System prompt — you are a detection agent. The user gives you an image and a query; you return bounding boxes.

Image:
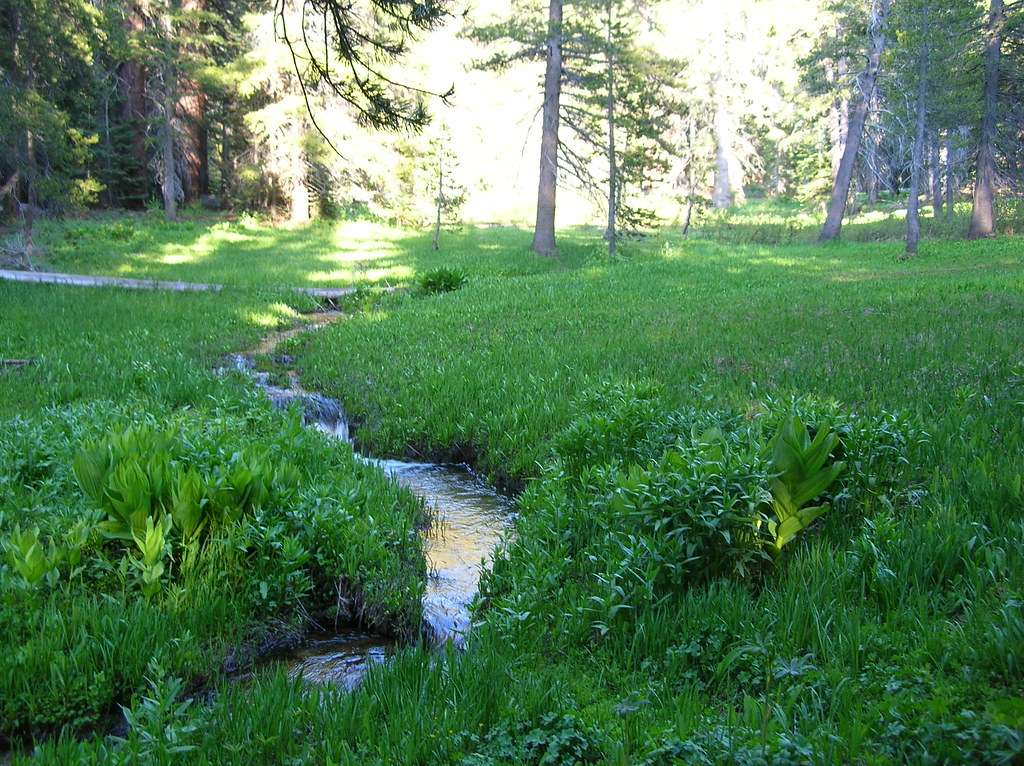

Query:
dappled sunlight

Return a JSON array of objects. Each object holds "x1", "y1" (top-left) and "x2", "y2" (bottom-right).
[
  {"x1": 244, "y1": 302, "x2": 301, "y2": 328},
  {"x1": 160, "y1": 253, "x2": 195, "y2": 265}
]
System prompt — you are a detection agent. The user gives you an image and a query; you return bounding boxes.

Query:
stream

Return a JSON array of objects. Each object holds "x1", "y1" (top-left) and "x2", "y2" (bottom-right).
[{"x1": 232, "y1": 314, "x2": 514, "y2": 690}]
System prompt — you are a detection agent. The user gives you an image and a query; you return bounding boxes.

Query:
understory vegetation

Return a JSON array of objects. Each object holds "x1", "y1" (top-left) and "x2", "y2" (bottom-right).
[{"x1": 3, "y1": 209, "x2": 1023, "y2": 763}]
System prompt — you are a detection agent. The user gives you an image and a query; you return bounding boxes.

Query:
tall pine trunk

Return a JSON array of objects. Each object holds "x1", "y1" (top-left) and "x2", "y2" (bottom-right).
[
  {"x1": 829, "y1": 55, "x2": 850, "y2": 181},
  {"x1": 711, "y1": 79, "x2": 738, "y2": 209},
  {"x1": 906, "y1": 61, "x2": 928, "y2": 256},
  {"x1": 968, "y1": 0, "x2": 1003, "y2": 239},
  {"x1": 179, "y1": 86, "x2": 208, "y2": 201},
  {"x1": 864, "y1": 93, "x2": 880, "y2": 203},
  {"x1": 121, "y1": 1, "x2": 149, "y2": 207},
  {"x1": 432, "y1": 154, "x2": 443, "y2": 251},
  {"x1": 178, "y1": 0, "x2": 208, "y2": 202},
  {"x1": 820, "y1": 0, "x2": 891, "y2": 242},
  {"x1": 532, "y1": 0, "x2": 562, "y2": 256},
  {"x1": 930, "y1": 134, "x2": 943, "y2": 217},
  {"x1": 604, "y1": 1, "x2": 616, "y2": 257},
  {"x1": 945, "y1": 135, "x2": 955, "y2": 215},
  {"x1": 161, "y1": 69, "x2": 178, "y2": 221}
]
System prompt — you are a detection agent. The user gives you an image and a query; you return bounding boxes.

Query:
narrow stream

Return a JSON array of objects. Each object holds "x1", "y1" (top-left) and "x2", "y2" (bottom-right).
[{"x1": 231, "y1": 314, "x2": 514, "y2": 689}]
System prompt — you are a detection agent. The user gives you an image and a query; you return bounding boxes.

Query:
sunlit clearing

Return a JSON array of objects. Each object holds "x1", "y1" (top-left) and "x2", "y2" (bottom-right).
[{"x1": 245, "y1": 303, "x2": 299, "y2": 328}]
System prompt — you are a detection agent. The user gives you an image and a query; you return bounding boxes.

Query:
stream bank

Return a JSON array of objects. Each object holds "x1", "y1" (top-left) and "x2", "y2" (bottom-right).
[{"x1": 235, "y1": 312, "x2": 514, "y2": 687}]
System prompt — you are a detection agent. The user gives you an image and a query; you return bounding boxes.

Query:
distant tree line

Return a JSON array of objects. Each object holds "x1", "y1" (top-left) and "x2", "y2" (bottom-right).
[{"x1": 0, "y1": 0, "x2": 1021, "y2": 264}]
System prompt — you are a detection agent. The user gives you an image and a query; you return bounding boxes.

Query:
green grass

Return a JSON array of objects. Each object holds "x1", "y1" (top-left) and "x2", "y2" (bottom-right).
[
  {"x1": 31, "y1": 213, "x2": 600, "y2": 288},
  {"x1": 0, "y1": 281, "x2": 426, "y2": 752},
  {"x1": 4, "y1": 205, "x2": 1024, "y2": 763}
]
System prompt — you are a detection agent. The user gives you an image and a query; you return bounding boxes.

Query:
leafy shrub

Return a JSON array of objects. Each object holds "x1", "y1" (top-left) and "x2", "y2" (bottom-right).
[
  {"x1": 460, "y1": 714, "x2": 603, "y2": 765},
  {"x1": 69, "y1": 424, "x2": 301, "y2": 597},
  {"x1": 482, "y1": 385, "x2": 920, "y2": 645},
  {"x1": 418, "y1": 267, "x2": 468, "y2": 295}
]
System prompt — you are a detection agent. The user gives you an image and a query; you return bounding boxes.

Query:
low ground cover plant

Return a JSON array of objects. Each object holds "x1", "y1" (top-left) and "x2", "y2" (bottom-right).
[{"x1": 0, "y1": 401, "x2": 425, "y2": 745}]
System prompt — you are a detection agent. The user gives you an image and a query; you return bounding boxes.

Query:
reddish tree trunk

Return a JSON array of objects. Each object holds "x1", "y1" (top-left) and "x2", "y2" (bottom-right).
[
  {"x1": 177, "y1": 0, "x2": 208, "y2": 202},
  {"x1": 178, "y1": 84, "x2": 208, "y2": 201},
  {"x1": 120, "y1": 1, "x2": 149, "y2": 206}
]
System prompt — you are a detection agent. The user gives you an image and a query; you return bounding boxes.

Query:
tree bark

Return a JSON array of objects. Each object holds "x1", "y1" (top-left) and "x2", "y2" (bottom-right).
[
  {"x1": 864, "y1": 93, "x2": 880, "y2": 203},
  {"x1": 161, "y1": 67, "x2": 178, "y2": 221},
  {"x1": 968, "y1": 0, "x2": 1003, "y2": 239},
  {"x1": 604, "y1": 1, "x2": 616, "y2": 257},
  {"x1": 433, "y1": 154, "x2": 442, "y2": 251},
  {"x1": 945, "y1": 134, "x2": 955, "y2": 215},
  {"x1": 178, "y1": 86, "x2": 209, "y2": 201},
  {"x1": 820, "y1": 0, "x2": 892, "y2": 242},
  {"x1": 906, "y1": 60, "x2": 928, "y2": 256},
  {"x1": 531, "y1": 0, "x2": 562, "y2": 256},
  {"x1": 177, "y1": 0, "x2": 208, "y2": 202},
  {"x1": 711, "y1": 77, "x2": 739, "y2": 209},
  {"x1": 830, "y1": 56, "x2": 850, "y2": 181},
  {"x1": 120, "y1": 1, "x2": 149, "y2": 207},
  {"x1": 930, "y1": 133, "x2": 943, "y2": 218}
]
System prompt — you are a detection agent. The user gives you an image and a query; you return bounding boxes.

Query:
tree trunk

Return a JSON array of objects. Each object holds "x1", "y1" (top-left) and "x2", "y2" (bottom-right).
[
  {"x1": 178, "y1": 0, "x2": 208, "y2": 202},
  {"x1": 865, "y1": 93, "x2": 880, "y2": 203},
  {"x1": 945, "y1": 134, "x2": 955, "y2": 215},
  {"x1": 930, "y1": 134, "x2": 943, "y2": 217},
  {"x1": 531, "y1": 0, "x2": 562, "y2": 256},
  {"x1": 161, "y1": 68, "x2": 178, "y2": 221},
  {"x1": 121, "y1": 2, "x2": 149, "y2": 207},
  {"x1": 179, "y1": 86, "x2": 208, "y2": 201},
  {"x1": 968, "y1": 0, "x2": 1003, "y2": 239},
  {"x1": 604, "y1": 3, "x2": 616, "y2": 257},
  {"x1": 906, "y1": 62, "x2": 928, "y2": 256},
  {"x1": 820, "y1": 0, "x2": 892, "y2": 242},
  {"x1": 711, "y1": 77, "x2": 738, "y2": 209},
  {"x1": 432, "y1": 155, "x2": 442, "y2": 251},
  {"x1": 220, "y1": 122, "x2": 232, "y2": 197},
  {"x1": 830, "y1": 56, "x2": 850, "y2": 181}
]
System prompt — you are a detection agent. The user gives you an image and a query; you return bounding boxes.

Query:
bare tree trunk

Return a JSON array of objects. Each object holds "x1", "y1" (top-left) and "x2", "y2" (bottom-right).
[
  {"x1": 680, "y1": 119, "x2": 696, "y2": 238},
  {"x1": 945, "y1": 134, "x2": 955, "y2": 215},
  {"x1": 532, "y1": 0, "x2": 562, "y2": 256},
  {"x1": 930, "y1": 133, "x2": 943, "y2": 217},
  {"x1": 820, "y1": 0, "x2": 892, "y2": 242},
  {"x1": 432, "y1": 154, "x2": 442, "y2": 251},
  {"x1": 121, "y1": 1, "x2": 149, "y2": 207},
  {"x1": 968, "y1": 0, "x2": 1003, "y2": 239},
  {"x1": 604, "y1": 3, "x2": 616, "y2": 257},
  {"x1": 906, "y1": 63, "x2": 928, "y2": 256},
  {"x1": 178, "y1": 0, "x2": 208, "y2": 202},
  {"x1": 829, "y1": 55, "x2": 850, "y2": 181},
  {"x1": 864, "y1": 93, "x2": 880, "y2": 203},
  {"x1": 179, "y1": 86, "x2": 208, "y2": 201},
  {"x1": 161, "y1": 67, "x2": 178, "y2": 221},
  {"x1": 220, "y1": 122, "x2": 232, "y2": 197},
  {"x1": 711, "y1": 77, "x2": 737, "y2": 209}
]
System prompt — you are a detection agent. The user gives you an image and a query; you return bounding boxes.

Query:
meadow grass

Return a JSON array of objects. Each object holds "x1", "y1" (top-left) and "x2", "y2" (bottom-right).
[
  {"x1": 30, "y1": 212, "x2": 598, "y2": 288},
  {"x1": 4, "y1": 206, "x2": 1024, "y2": 763}
]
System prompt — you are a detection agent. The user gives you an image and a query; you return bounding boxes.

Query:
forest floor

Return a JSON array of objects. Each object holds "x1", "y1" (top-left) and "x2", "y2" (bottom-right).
[{"x1": 2, "y1": 202, "x2": 1024, "y2": 763}]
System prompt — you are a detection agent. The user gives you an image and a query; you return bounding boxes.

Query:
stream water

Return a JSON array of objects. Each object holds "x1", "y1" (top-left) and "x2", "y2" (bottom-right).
[{"x1": 232, "y1": 315, "x2": 514, "y2": 689}]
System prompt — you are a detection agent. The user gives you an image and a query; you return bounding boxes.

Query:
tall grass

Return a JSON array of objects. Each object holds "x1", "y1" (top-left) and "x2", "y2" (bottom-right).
[{"x1": 4, "y1": 213, "x2": 1024, "y2": 762}]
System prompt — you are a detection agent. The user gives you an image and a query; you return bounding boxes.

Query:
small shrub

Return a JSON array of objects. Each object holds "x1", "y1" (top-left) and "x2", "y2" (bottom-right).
[{"x1": 418, "y1": 267, "x2": 468, "y2": 295}]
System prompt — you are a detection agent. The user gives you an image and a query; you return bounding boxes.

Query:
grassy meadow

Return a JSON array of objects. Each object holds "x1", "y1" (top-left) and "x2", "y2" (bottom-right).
[{"x1": 2, "y1": 202, "x2": 1023, "y2": 763}]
